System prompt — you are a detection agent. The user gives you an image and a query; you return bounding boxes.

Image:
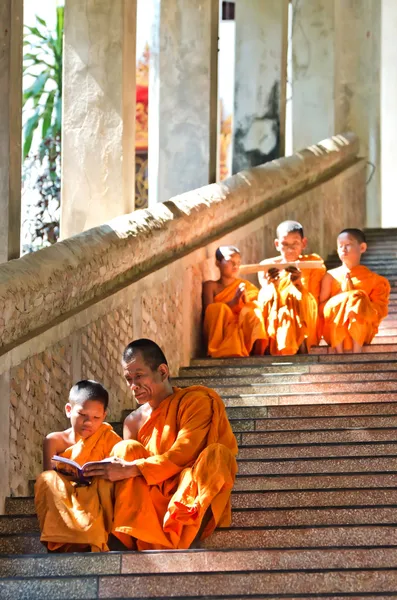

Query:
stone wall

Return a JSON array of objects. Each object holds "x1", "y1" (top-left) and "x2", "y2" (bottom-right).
[{"x1": 0, "y1": 134, "x2": 366, "y2": 506}]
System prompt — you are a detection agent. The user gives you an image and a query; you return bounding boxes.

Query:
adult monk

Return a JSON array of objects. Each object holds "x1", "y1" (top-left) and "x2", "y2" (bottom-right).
[
  {"x1": 84, "y1": 339, "x2": 238, "y2": 551},
  {"x1": 258, "y1": 220, "x2": 326, "y2": 355},
  {"x1": 202, "y1": 245, "x2": 267, "y2": 357},
  {"x1": 320, "y1": 228, "x2": 390, "y2": 353}
]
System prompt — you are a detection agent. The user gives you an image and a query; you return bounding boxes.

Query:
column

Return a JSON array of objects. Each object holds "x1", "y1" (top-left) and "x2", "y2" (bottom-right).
[
  {"x1": 148, "y1": 0, "x2": 219, "y2": 205},
  {"x1": 233, "y1": 0, "x2": 288, "y2": 173},
  {"x1": 335, "y1": 0, "x2": 381, "y2": 227},
  {"x1": 381, "y1": 0, "x2": 397, "y2": 227},
  {"x1": 291, "y1": 0, "x2": 335, "y2": 151},
  {"x1": 0, "y1": 0, "x2": 23, "y2": 262},
  {"x1": 61, "y1": 0, "x2": 137, "y2": 239}
]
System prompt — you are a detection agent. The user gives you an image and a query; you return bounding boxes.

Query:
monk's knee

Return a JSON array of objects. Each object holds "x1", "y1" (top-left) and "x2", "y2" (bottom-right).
[
  {"x1": 199, "y1": 443, "x2": 234, "y2": 465},
  {"x1": 111, "y1": 439, "x2": 150, "y2": 461}
]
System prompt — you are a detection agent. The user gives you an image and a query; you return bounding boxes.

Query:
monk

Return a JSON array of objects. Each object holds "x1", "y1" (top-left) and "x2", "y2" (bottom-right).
[
  {"x1": 258, "y1": 220, "x2": 326, "y2": 355},
  {"x1": 202, "y1": 245, "x2": 267, "y2": 357},
  {"x1": 34, "y1": 380, "x2": 121, "y2": 552},
  {"x1": 320, "y1": 228, "x2": 390, "y2": 353},
  {"x1": 84, "y1": 339, "x2": 238, "y2": 551}
]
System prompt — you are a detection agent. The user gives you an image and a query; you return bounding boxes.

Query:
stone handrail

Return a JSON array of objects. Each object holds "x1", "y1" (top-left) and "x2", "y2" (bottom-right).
[{"x1": 0, "y1": 133, "x2": 359, "y2": 352}]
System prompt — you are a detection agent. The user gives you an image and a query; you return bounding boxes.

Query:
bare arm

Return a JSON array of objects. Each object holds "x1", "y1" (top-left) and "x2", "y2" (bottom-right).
[
  {"x1": 123, "y1": 411, "x2": 141, "y2": 441},
  {"x1": 42, "y1": 434, "x2": 62, "y2": 471},
  {"x1": 319, "y1": 272, "x2": 333, "y2": 314},
  {"x1": 202, "y1": 281, "x2": 216, "y2": 313}
]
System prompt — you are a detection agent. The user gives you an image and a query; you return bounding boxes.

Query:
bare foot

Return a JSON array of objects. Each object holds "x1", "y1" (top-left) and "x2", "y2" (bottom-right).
[
  {"x1": 352, "y1": 340, "x2": 363, "y2": 353},
  {"x1": 297, "y1": 340, "x2": 308, "y2": 354},
  {"x1": 251, "y1": 339, "x2": 267, "y2": 355}
]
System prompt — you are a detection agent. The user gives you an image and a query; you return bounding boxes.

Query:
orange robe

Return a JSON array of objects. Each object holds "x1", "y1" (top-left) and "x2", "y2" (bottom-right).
[
  {"x1": 322, "y1": 265, "x2": 390, "y2": 350},
  {"x1": 258, "y1": 254, "x2": 326, "y2": 355},
  {"x1": 204, "y1": 278, "x2": 267, "y2": 357},
  {"x1": 35, "y1": 423, "x2": 121, "y2": 552},
  {"x1": 112, "y1": 386, "x2": 238, "y2": 550}
]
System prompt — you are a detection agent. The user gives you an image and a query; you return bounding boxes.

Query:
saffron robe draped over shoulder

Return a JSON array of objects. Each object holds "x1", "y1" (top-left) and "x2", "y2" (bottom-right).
[
  {"x1": 322, "y1": 265, "x2": 390, "y2": 350},
  {"x1": 35, "y1": 423, "x2": 121, "y2": 552},
  {"x1": 204, "y1": 278, "x2": 267, "y2": 357},
  {"x1": 112, "y1": 386, "x2": 238, "y2": 551},
  {"x1": 258, "y1": 254, "x2": 326, "y2": 355}
]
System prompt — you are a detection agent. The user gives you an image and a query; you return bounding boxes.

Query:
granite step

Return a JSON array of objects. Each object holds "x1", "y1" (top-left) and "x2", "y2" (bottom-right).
[
  {"x1": 233, "y1": 472, "x2": 397, "y2": 492},
  {"x1": 3, "y1": 569, "x2": 397, "y2": 600},
  {"x1": 8, "y1": 487, "x2": 397, "y2": 517},
  {"x1": 231, "y1": 506, "x2": 397, "y2": 527},
  {"x1": 240, "y1": 426, "x2": 397, "y2": 446},
  {"x1": 311, "y1": 343, "x2": 397, "y2": 354},
  {"x1": 204, "y1": 524, "x2": 397, "y2": 550},
  {"x1": 179, "y1": 360, "x2": 397, "y2": 378},
  {"x1": 10, "y1": 522, "x2": 397, "y2": 556},
  {"x1": 1, "y1": 546, "x2": 397, "y2": 579},
  {"x1": 266, "y1": 400, "x2": 397, "y2": 418},
  {"x1": 222, "y1": 390, "x2": 397, "y2": 408},
  {"x1": 173, "y1": 377, "x2": 397, "y2": 395},
  {"x1": 251, "y1": 413, "x2": 397, "y2": 431},
  {"x1": 233, "y1": 487, "x2": 397, "y2": 509},
  {"x1": 5, "y1": 505, "x2": 397, "y2": 536},
  {"x1": 238, "y1": 441, "x2": 397, "y2": 460},
  {"x1": 237, "y1": 455, "x2": 397, "y2": 476},
  {"x1": 190, "y1": 351, "x2": 397, "y2": 367}
]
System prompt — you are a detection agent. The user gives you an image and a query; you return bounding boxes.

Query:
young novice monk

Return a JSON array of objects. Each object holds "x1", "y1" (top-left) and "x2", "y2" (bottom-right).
[
  {"x1": 319, "y1": 228, "x2": 390, "y2": 353},
  {"x1": 202, "y1": 245, "x2": 267, "y2": 357},
  {"x1": 258, "y1": 220, "x2": 326, "y2": 355},
  {"x1": 34, "y1": 380, "x2": 121, "y2": 552}
]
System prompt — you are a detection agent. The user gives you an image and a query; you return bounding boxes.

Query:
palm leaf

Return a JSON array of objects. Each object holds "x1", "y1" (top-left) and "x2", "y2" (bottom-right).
[
  {"x1": 25, "y1": 25, "x2": 47, "y2": 41},
  {"x1": 35, "y1": 15, "x2": 48, "y2": 29},
  {"x1": 41, "y1": 90, "x2": 56, "y2": 138},
  {"x1": 23, "y1": 109, "x2": 42, "y2": 159}
]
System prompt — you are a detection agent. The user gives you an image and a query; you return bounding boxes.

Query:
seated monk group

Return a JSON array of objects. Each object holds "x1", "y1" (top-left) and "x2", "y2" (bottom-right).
[
  {"x1": 35, "y1": 339, "x2": 238, "y2": 552},
  {"x1": 203, "y1": 222, "x2": 390, "y2": 357}
]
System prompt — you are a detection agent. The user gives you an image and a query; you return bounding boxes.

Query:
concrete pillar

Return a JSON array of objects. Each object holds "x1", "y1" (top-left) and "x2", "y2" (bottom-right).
[
  {"x1": 291, "y1": 0, "x2": 335, "y2": 151},
  {"x1": 0, "y1": 0, "x2": 22, "y2": 262},
  {"x1": 233, "y1": 0, "x2": 288, "y2": 173},
  {"x1": 148, "y1": 0, "x2": 219, "y2": 205},
  {"x1": 61, "y1": 0, "x2": 137, "y2": 239},
  {"x1": 335, "y1": 0, "x2": 381, "y2": 227},
  {"x1": 381, "y1": 0, "x2": 397, "y2": 226}
]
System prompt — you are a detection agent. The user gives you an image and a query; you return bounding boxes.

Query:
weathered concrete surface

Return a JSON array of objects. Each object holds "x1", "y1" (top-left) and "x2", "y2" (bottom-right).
[
  {"x1": 148, "y1": 0, "x2": 218, "y2": 205},
  {"x1": 0, "y1": 133, "x2": 361, "y2": 353},
  {"x1": 60, "y1": 0, "x2": 137, "y2": 238},
  {"x1": 292, "y1": 0, "x2": 334, "y2": 151},
  {"x1": 381, "y1": 0, "x2": 397, "y2": 227},
  {"x1": 233, "y1": 0, "x2": 288, "y2": 173},
  {"x1": 335, "y1": 0, "x2": 381, "y2": 227},
  {"x1": 0, "y1": 0, "x2": 22, "y2": 263}
]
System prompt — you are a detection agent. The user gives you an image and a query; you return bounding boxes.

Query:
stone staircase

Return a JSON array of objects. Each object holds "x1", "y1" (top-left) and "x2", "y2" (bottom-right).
[{"x1": 2, "y1": 228, "x2": 397, "y2": 599}]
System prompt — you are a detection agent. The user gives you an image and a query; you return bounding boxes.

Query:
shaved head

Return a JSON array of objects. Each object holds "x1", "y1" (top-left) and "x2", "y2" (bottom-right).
[
  {"x1": 215, "y1": 246, "x2": 240, "y2": 262},
  {"x1": 276, "y1": 221, "x2": 304, "y2": 239},
  {"x1": 122, "y1": 339, "x2": 168, "y2": 372},
  {"x1": 338, "y1": 228, "x2": 366, "y2": 244}
]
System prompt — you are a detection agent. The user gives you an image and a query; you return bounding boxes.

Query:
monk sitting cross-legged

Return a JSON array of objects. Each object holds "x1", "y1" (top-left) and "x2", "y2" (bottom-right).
[
  {"x1": 319, "y1": 228, "x2": 390, "y2": 353},
  {"x1": 34, "y1": 380, "x2": 122, "y2": 552},
  {"x1": 84, "y1": 339, "x2": 238, "y2": 551},
  {"x1": 202, "y1": 245, "x2": 267, "y2": 357},
  {"x1": 258, "y1": 220, "x2": 326, "y2": 355}
]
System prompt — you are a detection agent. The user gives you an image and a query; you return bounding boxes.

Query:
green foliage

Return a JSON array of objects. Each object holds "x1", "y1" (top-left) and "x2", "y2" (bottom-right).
[
  {"x1": 22, "y1": 5, "x2": 64, "y2": 251},
  {"x1": 23, "y1": 6, "x2": 63, "y2": 160}
]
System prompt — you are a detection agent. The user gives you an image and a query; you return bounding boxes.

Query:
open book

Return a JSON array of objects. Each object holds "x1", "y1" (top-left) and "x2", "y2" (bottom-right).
[{"x1": 52, "y1": 455, "x2": 112, "y2": 485}]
